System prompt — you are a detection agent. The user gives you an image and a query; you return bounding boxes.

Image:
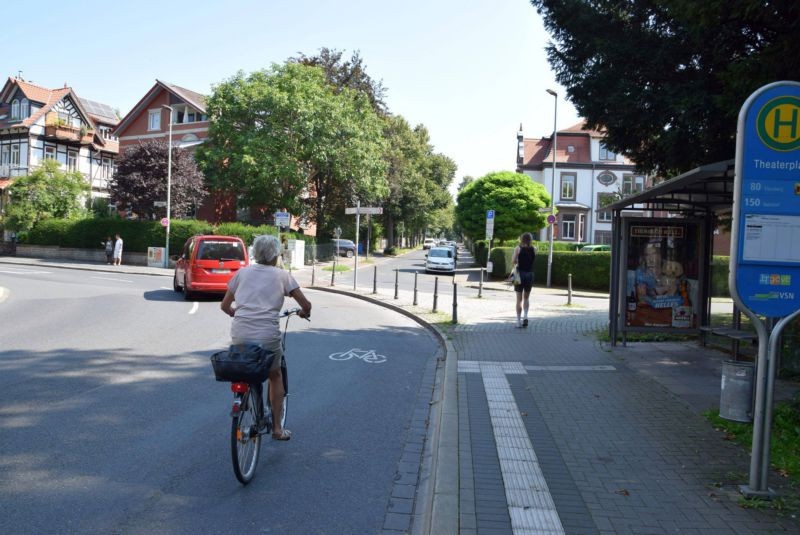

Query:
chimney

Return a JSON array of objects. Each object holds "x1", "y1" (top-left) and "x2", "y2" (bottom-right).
[{"x1": 517, "y1": 123, "x2": 524, "y2": 164}]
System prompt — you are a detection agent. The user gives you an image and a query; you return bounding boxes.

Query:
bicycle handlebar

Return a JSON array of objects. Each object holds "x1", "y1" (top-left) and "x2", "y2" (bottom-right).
[{"x1": 281, "y1": 307, "x2": 310, "y2": 321}]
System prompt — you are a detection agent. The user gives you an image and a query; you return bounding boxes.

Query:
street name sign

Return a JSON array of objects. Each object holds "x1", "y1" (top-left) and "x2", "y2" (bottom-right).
[
  {"x1": 275, "y1": 211, "x2": 291, "y2": 227},
  {"x1": 345, "y1": 206, "x2": 383, "y2": 215},
  {"x1": 731, "y1": 81, "x2": 800, "y2": 317}
]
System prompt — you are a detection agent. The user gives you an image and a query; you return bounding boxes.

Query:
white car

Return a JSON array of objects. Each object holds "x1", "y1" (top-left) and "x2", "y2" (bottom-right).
[
  {"x1": 423, "y1": 238, "x2": 437, "y2": 250},
  {"x1": 425, "y1": 246, "x2": 456, "y2": 274}
]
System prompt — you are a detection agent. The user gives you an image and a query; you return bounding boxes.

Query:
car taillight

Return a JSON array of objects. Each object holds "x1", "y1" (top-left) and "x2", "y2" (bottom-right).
[{"x1": 230, "y1": 382, "x2": 249, "y2": 393}]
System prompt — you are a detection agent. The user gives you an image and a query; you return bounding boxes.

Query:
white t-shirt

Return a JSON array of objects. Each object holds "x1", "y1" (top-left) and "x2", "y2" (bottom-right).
[{"x1": 228, "y1": 264, "x2": 300, "y2": 342}]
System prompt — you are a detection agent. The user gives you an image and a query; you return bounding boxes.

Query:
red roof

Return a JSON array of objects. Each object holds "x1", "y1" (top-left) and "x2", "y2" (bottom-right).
[
  {"x1": 519, "y1": 120, "x2": 634, "y2": 168},
  {"x1": 0, "y1": 77, "x2": 75, "y2": 130}
]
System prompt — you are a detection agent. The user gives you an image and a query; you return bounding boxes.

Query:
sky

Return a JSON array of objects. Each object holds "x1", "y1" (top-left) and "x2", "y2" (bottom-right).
[{"x1": 7, "y1": 0, "x2": 580, "y2": 195}]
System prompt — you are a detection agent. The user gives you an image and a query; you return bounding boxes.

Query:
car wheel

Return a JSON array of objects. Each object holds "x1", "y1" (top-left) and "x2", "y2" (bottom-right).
[
  {"x1": 173, "y1": 274, "x2": 182, "y2": 292},
  {"x1": 346, "y1": 250, "x2": 354, "y2": 258},
  {"x1": 183, "y1": 280, "x2": 194, "y2": 301}
]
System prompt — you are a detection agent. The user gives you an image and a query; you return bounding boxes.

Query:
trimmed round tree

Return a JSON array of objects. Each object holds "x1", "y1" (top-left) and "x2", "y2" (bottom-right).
[{"x1": 455, "y1": 171, "x2": 550, "y2": 243}]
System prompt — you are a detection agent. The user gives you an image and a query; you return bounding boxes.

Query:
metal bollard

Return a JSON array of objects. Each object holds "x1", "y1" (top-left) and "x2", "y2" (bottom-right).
[
  {"x1": 394, "y1": 268, "x2": 399, "y2": 299},
  {"x1": 311, "y1": 261, "x2": 315, "y2": 286},
  {"x1": 568, "y1": 273, "x2": 573, "y2": 305},
  {"x1": 331, "y1": 257, "x2": 336, "y2": 286},
  {"x1": 452, "y1": 280, "x2": 458, "y2": 324},
  {"x1": 373, "y1": 265, "x2": 378, "y2": 294},
  {"x1": 413, "y1": 272, "x2": 418, "y2": 305},
  {"x1": 433, "y1": 277, "x2": 439, "y2": 312},
  {"x1": 478, "y1": 268, "x2": 483, "y2": 298}
]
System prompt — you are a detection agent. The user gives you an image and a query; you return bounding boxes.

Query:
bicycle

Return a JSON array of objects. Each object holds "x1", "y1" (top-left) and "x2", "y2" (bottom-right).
[
  {"x1": 228, "y1": 307, "x2": 306, "y2": 485},
  {"x1": 328, "y1": 348, "x2": 387, "y2": 364}
]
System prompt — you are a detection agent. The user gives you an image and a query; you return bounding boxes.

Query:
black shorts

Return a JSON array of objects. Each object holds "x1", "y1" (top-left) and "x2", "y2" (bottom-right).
[{"x1": 515, "y1": 271, "x2": 534, "y2": 293}]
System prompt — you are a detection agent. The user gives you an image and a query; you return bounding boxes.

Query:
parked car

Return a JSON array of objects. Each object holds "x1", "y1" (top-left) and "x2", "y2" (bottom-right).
[
  {"x1": 580, "y1": 244, "x2": 611, "y2": 252},
  {"x1": 425, "y1": 246, "x2": 456, "y2": 274},
  {"x1": 423, "y1": 238, "x2": 437, "y2": 250},
  {"x1": 332, "y1": 239, "x2": 356, "y2": 258},
  {"x1": 173, "y1": 235, "x2": 248, "y2": 300},
  {"x1": 444, "y1": 240, "x2": 458, "y2": 259}
]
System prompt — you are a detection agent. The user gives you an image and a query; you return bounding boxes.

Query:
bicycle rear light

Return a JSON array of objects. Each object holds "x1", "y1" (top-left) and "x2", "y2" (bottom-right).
[{"x1": 230, "y1": 383, "x2": 249, "y2": 394}]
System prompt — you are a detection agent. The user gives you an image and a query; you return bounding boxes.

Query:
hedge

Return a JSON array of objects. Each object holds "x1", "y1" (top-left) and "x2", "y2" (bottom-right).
[{"x1": 489, "y1": 247, "x2": 515, "y2": 278}]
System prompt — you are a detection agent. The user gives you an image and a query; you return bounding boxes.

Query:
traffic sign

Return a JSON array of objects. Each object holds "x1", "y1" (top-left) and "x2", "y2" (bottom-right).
[
  {"x1": 346, "y1": 206, "x2": 383, "y2": 215},
  {"x1": 486, "y1": 209, "x2": 495, "y2": 219},
  {"x1": 160, "y1": 217, "x2": 169, "y2": 227},
  {"x1": 732, "y1": 81, "x2": 800, "y2": 317},
  {"x1": 547, "y1": 214, "x2": 556, "y2": 225},
  {"x1": 275, "y1": 211, "x2": 291, "y2": 227}
]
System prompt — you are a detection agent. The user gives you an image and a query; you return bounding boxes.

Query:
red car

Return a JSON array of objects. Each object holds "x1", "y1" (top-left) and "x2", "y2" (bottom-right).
[{"x1": 173, "y1": 235, "x2": 248, "y2": 299}]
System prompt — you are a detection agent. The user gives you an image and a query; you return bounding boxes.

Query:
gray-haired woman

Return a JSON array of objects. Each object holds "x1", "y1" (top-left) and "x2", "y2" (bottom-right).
[{"x1": 220, "y1": 235, "x2": 312, "y2": 440}]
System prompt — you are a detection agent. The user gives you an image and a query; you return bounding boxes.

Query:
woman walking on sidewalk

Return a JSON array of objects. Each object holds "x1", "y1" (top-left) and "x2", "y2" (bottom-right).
[{"x1": 512, "y1": 232, "x2": 535, "y2": 327}]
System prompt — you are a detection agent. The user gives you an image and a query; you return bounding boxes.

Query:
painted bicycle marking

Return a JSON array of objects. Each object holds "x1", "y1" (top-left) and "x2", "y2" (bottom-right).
[{"x1": 328, "y1": 348, "x2": 387, "y2": 364}]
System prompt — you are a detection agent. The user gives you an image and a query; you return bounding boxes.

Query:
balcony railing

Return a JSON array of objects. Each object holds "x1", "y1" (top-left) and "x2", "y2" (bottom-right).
[{"x1": 44, "y1": 124, "x2": 95, "y2": 144}]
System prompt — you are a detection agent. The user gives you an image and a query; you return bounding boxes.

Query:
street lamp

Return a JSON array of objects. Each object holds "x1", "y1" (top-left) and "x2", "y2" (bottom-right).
[
  {"x1": 545, "y1": 89, "x2": 557, "y2": 288},
  {"x1": 162, "y1": 104, "x2": 173, "y2": 268}
]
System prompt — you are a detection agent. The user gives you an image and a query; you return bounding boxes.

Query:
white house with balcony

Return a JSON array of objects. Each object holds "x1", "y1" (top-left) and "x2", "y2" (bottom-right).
[
  {"x1": 0, "y1": 77, "x2": 119, "y2": 231},
  {"x1": 516, "y1": 121, "x2": 649, "y2": 245}
]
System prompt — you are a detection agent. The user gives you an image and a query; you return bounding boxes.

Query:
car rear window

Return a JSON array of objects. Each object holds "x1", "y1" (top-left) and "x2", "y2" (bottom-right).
[
  {"x1": 429, "y1": 249, "x2": 452, "y2": 258},
  {"x1": 197, "y1": 240, "x2": 245, "y2": 261}
]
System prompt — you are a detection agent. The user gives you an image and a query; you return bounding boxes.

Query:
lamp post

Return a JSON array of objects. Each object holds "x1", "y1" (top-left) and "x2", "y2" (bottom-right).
[
  {"x1": 545, "y1": 89, "x2": 557, "y2": 288},
  {"x1": 162, "y1": 104, "x2": 173, "y2": 268}
]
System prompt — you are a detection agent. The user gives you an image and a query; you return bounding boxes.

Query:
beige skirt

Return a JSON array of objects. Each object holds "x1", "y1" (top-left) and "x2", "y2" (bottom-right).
[{"x1": 230, "y1": 337, "x2": 283, "y2": 372}]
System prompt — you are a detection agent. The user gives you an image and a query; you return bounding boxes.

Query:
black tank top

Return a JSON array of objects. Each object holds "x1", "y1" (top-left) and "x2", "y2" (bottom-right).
[{"x1": 518, "y1": 246, "x2": 535, "y2": 272}]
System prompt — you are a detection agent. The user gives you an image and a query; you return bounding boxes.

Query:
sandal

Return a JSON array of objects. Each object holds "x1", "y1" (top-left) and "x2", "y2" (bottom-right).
[{"x1": 272, "y1": 429, "x2": 292, "y2": 441}]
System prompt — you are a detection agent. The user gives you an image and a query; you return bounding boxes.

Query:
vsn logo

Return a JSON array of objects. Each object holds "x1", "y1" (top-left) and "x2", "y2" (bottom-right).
[{"x1": 757, "y1": 95, "x2": 800, "y2": 152}]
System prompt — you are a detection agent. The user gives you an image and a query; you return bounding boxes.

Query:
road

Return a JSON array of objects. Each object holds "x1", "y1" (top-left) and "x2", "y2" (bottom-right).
[{"x1": 0, "y1": 264, "x2": 441, "y2": 534}]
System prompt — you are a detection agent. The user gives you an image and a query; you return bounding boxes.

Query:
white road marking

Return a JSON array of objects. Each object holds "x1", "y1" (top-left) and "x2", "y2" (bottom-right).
[
  {"x1": 0, "y1": 269, "x2": 51, "y2": 274},
  {"x1": 525, "y1": 365, "x2": 616, "y2": 372},
  {"x1": 481, "y1": 362, "x2": 565, "y2": 534},
  {"x1": 91, "y1": 276, "x2": 133, "y2": 283},
  {"x1": 0, "y1": 287, "x2": 8, "y2": 303},
  {"x1": 189, "y1": 302, "x2": 199, "y2": 314},
  {"x1": 458, "y1": 361, "x2": 616, "y2": 373}
]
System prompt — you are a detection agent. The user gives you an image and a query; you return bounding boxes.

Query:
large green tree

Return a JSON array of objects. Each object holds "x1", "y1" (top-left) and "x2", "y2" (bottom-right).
[
  {"x1": 196, "y1": 63, "x2": 387, "y2": 235},
  {"x1": 455, "y1": 171, "x2": 549, "y2": 242},
  {"x1": 2, "y1": 159, "x2": 89, "y2": 231},
  {"x1": 531, "y1": 0, "x2": 800, "y2": 175},
  {"x1": 109, "y1": 140, "x2": 206, "y2": 220}
]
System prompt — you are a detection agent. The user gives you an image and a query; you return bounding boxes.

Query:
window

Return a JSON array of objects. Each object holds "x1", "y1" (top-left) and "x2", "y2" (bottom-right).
[
  {"x1": 10, "y1": 144, "x2": 20, "y2": 166},
  {"x1": 44, "y1": 146, "x2": 56, "y2": 160},
  {"x1": 622, "y1": 174, "x2": 645, "y2": 195},
  {"x1": 599, "y1": 143, "x2": 616, "y2": 160},
  {"x1": 594, "y1": 230, "x2": 612, "y2": 245},
  {"x1": 597, "y1": 193, "x2": 614, "y2": 222},
  {"x1": 10, "y1": 99, "x2": 19, "y2": 120},
  {"x1": 20, "y1": 99, "x2": 29, "y2": 118},
  {"x1": 596, "y1": 171, "x2": 616, "y2": 186},
  {"x1": 102, "y1": 157, "x2": 111, "y2": 178},
  {"x1": 148, "y1": 110, "x2": 161, "y2": 131},
  {"x1": 562, "y1": 214, "x2": 576, "y2": 240},
  {"x1": 67, "y1": 150, "x2": 78, "y2": 171},
  {"x1": 567, "y1": 145, "x2": 575, "y2": 153},
  {"x1": 1, "y1": 146, "x2": 9, "y2": 165},
  {"x1": 560, "y1": 173, "x2": 576, "y2": 200}
]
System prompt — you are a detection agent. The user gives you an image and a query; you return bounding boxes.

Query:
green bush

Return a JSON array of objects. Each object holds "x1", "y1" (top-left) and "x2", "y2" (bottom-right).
[
  {"x1": 473, "y1": 240, "x2": 488, "y2": 267},
  {"x1": 384, "y1": 246, "x2": 397, "y2": 256},
  {"x1": 711, "y1": 255, "x2": 730, "y2": 297},
  {"x1": 489, "y1": 247, "x2": 515, "y2": 277},
  {"x1": 533, "y1": 250, "x2": 611, "y2": 290}
]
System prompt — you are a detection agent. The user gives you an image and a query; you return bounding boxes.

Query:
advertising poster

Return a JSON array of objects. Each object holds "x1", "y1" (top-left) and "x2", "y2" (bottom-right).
[{"x1": 624, "y1": 221, "x2": 701, "y2": 329}]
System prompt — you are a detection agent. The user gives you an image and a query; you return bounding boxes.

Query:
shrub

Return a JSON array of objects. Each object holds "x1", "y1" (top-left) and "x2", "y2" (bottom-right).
[
  {"x1": 533, "y1": 251, "x2": 611, "y2": 291},
  {"x1": 711, "y1": 255, "x2": 730, "y2": 297},
  {"x1": 489, "y1": 247, "x2": 515, "y2": 277},
  {"x1": 384, "y1": 246, "x2": 397, "y2": 256},
  {"x1": 473, "y1": 240, "x2": 488, "y2": 267}
]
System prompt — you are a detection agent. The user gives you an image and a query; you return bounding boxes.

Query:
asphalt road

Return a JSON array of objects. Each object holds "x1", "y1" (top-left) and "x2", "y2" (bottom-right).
[{"x1": 0, "y1": 265, "x2": 441, "y2": 534}]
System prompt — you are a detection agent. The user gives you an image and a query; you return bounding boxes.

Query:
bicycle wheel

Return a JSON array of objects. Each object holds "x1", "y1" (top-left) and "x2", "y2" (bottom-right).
[{"x1": 230, "y1": 388, "x2": 262, "y2": 484}]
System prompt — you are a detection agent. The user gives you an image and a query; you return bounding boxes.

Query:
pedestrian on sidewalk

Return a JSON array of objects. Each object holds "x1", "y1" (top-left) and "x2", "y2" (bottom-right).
[
  {"x1": 113, "y1": 233, "x2": 123, "y2": 266},
  {"x1": 101, "y1": 236, "x2": 114, "y2": 264},
  {"x1": 511, "y1": 232, "x2": 535, "y2": 327}
]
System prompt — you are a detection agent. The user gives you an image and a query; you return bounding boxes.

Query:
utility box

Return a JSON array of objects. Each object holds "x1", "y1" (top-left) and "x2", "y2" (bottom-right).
[
  {"x1": 285, "y1": 239, "x2": 305, "y2": 268},
  {"x1": 147, "y1": 247, "x2": 166, "y2": 268},
  {"x1": 720, "y1": 360, "x2": 754, "y2": 422}
]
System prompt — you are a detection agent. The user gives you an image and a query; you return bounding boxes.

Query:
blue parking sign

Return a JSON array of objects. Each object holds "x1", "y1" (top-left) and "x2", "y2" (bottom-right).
[{"x1": 486, "y1": 209, "x2": 494, "y2": 219}]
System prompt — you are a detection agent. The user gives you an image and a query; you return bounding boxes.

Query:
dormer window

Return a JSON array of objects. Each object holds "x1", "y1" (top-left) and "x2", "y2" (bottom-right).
[
  {"x1": 599, "y1": 143, "x2": 616, "y2": 161},
  {"x1": 10, "y1": 99, "x2": 19, "y2": 120},
  {"x1": 567, "y1": 145, "x2": 575, "y2": 153},
  {"x1": 20, "y1": 98, "x2": 29, "y2": 118}
]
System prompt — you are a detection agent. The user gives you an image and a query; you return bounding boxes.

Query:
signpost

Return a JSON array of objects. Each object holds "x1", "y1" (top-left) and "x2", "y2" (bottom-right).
[
  {"x1": 485, "y1": 209, "x2": 494, "y2": 268},
  {"x1": 274, "y1": 211, "x2": 290, "y2": 229},
  {"x1": 345, "y1": 204, "x2": 383, "y2": 290},
  {"x1": 731, "y1": 81, "x2": 800, "y2": 498}
]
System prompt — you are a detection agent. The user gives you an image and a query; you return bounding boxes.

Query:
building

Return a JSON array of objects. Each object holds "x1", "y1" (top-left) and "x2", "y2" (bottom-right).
[
  {"x1": 516, "y1": 121, "x2": 648, "y2": 245},
  {"x1": 0, "y1": 77, "x2": 119, "y2": 231}
]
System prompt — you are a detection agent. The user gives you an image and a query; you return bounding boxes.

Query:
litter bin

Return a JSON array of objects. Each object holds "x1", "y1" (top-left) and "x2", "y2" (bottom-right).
[{"x1": 720, "y1": 360, "x2": 754, "y2": 422}]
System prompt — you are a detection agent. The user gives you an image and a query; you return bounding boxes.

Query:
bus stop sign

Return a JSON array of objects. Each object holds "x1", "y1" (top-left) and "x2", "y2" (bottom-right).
[{"x1": 732, "y1": 81, "x2": 800, "y2": 317}]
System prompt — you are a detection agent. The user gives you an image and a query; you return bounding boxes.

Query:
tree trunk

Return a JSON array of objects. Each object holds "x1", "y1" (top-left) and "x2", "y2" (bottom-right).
[{"x1": 386, "y1": 214, "x2": 394, "y2": 247}]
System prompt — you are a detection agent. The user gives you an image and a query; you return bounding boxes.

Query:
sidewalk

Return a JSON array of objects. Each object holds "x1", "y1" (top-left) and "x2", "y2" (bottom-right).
[{"x1": 3, "y1": 253, "x2": 799, "y2": 533}]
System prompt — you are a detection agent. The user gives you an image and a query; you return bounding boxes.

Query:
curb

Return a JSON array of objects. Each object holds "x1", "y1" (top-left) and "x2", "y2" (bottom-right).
[{"x1": 310, "y1": 286, "x2": 458, "y2": 534}]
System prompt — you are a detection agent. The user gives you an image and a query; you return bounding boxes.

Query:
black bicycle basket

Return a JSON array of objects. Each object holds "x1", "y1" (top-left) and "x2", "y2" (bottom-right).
[{"x1": 210, "y1": 344, "x2": 274, "y2": 383}]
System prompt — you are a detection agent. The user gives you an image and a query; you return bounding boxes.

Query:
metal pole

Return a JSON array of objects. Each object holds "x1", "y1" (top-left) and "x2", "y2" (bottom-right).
[
  {"x1": 413, "y1": 272, "x2": 418, "y2": 305},
  {"x1": 568, "y1": 273, "x2": 573, "y2": 305},
  {"x1": 311, "y1": 260, "x2": 315, "y2": 286},
  {"x1": 162, "y1": 105, "x2": 173, "y2": 268},
  {"x1": 354, "y1": 200, "x2": 360, "y2": 291},
  {"x1": 546, "y1": 89, "x2": 557, "y2": 288},
  {"x1": 433, "y1": 277, "x2": 439, "y2": 313},
  {"x1": 478, "y1": 268, "x2": 483, "y2": 298},
  {"x1": 373, "y1": 265, "x2": 377, "y2": 294},
  {"x1": 394, "y1": 268, "x2": 399, "y2": 299},
  {"x1": 331, "y1": 246, "x2": 336, "y2": 286},
  {"x1": 452, "y1": 281, "x2": 458, "y2": 324}
]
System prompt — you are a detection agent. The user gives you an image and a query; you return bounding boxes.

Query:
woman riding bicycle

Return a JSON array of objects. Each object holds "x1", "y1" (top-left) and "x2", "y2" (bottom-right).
[{"x1": 220, "y1": 234, "x2": 311, "y2": 440}]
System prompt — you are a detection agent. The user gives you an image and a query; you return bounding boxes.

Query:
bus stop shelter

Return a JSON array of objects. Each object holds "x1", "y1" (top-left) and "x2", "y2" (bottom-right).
[{"x1": 604, "y1": 160, "x2": 736, "y2": 345}]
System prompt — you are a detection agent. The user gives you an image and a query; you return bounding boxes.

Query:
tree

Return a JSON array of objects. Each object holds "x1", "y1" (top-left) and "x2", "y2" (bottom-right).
[
  {"x1": 457, "y1": 175, "x2": 475, "y2": 192},
  {"x1": 2, "y1": 159, "x2": 89, "y2": 231},
  {"x1": 455, "y1": 171, "x2": 549, "y2": 242},
  {"x1": 196, "y1": 63, "x2": 387, "y2": 236},
  {"x1": 291, "y1": 48, "x2": 388, "y2": 116},
  {"x1": 109, "y1": 140, "x2": 205, "y2": 219},
  {"x1": 530, "y1": 0, "x2": 800, "y2": 175}
]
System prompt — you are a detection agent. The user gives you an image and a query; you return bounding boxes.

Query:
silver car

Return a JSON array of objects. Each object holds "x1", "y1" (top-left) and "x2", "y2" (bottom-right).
[{"x1": 425, "y1": 246, "x2": 456, "y2": 274}]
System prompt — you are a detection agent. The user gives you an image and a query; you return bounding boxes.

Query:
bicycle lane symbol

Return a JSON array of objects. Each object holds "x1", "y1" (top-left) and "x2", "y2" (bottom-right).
[{"x1": 328, "y1": 348, "x2": 388, "y2": 364}]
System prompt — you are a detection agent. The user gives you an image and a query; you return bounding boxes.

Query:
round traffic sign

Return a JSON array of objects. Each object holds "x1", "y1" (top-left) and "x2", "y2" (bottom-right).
[
  {"x1": 161, "y1": 217, "x2": 169, "y2": 227},
  {"x1": 547, "y1": 214, "x2": 556, "y2": 224}
]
